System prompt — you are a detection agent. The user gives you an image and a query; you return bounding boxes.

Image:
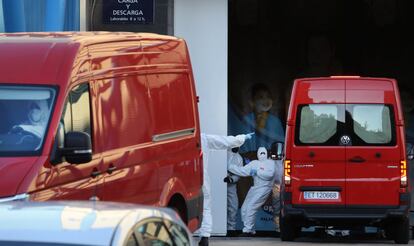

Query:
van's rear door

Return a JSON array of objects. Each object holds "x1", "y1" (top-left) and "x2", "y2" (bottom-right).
[
  {"x1": 345, "y1": 80, "x2": 400, "y2": 206},
  {"x1": 291, "y1": 80, "x2": 346, "y2": 206}
]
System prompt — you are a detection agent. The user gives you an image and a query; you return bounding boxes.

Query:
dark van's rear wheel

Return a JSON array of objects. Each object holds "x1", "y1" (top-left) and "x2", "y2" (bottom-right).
[
  {"x1": 280, "y1": 216, "x2": 298, "y2": 241},
  {"x1": 393, "y1": 217, "x2": 410, "y2": 244}
]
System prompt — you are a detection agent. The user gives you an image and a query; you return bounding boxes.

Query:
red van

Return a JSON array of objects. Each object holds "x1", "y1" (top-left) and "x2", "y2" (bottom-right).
[
  {"x1": 279, "y1": 77, "x2": 410, "y2": 243},
  {"x1": 0, "y1": 32, "x2": 203, "y2": 232}
]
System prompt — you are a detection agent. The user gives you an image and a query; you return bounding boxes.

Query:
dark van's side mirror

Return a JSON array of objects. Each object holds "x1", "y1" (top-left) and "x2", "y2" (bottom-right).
[
  {"x1": 270, "y1": 142, "x2": 284, "y2": 160},
  {"x1": 63, "y1": 132, "x2": 92, "y2": 164}
]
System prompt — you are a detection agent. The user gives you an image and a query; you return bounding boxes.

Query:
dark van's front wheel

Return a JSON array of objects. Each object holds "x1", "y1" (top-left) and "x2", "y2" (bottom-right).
[{"x1": 393, "y1": 217, "x2": 410, "y2": 244}]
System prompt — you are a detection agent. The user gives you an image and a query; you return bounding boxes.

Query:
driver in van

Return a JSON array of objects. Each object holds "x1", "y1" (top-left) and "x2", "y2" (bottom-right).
[{"x1": 11, "y1": 100, "x2": 49, "y2": 139}]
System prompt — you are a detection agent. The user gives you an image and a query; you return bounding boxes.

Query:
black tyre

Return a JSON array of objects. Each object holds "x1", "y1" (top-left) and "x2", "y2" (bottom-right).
[
  {"x1": 168, "y1": 198, "x2": 188, "y2": 224},
  {"x1": 384, "y1": 227, "x2": 394, "y2": 240},
  {"x1": 280, "y1": 216, "x2": 297, "y2": 241},
  {"x1": 394, "y1": 217, "x2": 410, "y2": 244}
]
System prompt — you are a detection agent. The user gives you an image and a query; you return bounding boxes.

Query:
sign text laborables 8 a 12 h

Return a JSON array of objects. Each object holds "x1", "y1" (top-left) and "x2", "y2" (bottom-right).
[{"x1": 103, "y1": 0, "x2": 154, "y2": 24}]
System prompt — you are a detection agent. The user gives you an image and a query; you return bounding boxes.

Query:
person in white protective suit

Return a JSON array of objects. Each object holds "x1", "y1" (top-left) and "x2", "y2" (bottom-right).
[
  {"x1": 228, "y1": 147, "x2": 275, "y2": 235},
  {"x1": 223, "y1": 146, "x2": 244, "y2": 236},
  {"x1": 270, "y1": 142, "x2": 284, "y2": 233},
  {"x1": 197, "y1": 133, "x2": 253, "y2": 246}
]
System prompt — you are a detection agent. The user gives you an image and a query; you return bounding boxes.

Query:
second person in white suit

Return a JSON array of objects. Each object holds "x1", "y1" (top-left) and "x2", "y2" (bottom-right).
[{"x1": 228, "y1": 147, "x2": 276, "y2": 235}]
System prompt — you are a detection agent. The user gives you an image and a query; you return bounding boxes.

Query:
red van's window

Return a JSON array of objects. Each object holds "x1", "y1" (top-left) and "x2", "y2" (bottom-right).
[
  {"x1": 298, "y1": 104, "x2": 342, "y2": 145},
  {"x1": 295, "y1": 104, "x2": 396, "y2": 146},
  {"x1": 0, "y1": 85, "x2": 56, "y2": 156},
  {"x1": 349, "y1": 104, "x2": 395, "y2": 145}
]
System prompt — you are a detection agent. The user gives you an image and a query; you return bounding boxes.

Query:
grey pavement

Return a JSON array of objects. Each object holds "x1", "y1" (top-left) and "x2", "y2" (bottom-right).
[{"x1": 205, "y1": 236, "x2": 414, "y2": 245}]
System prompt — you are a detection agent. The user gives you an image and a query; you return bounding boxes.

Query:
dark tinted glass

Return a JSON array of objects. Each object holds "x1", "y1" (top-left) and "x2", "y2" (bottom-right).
[
  {"x1": 348, "y1": 104, "x2": 396, "y2": 146},
  {"x1": 135, "y1": 220, "x2": 173, "y2": 246},
  {"x1": 70, "y1": 84, "x2": 91, "y2": 136},
  {"x1": 296, "y1": 104, "x2": 345, "y2": 146},
  {"x1": 295, "y1": 104, "x2": 396, "y2": 146},
  {"x1": 0, "y1": 85, "x2": 57, "y2": 156},
  {"x1": 163, "y1": 220, "x2": 190, "y2": 246}
]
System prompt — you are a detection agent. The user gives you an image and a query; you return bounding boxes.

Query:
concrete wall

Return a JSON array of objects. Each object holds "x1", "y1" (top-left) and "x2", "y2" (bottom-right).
[{"x1": 175, "y1": 0, "x2": 228, "y2": 235}]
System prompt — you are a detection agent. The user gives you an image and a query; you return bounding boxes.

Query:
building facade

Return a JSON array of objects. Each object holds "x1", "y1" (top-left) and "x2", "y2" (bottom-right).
[
  {"x1": 2, "y1": 0, "x2": 414, "y2": 235},
  {"x1": 0, "y1": 0, "x2": 230, "y2": 235}
]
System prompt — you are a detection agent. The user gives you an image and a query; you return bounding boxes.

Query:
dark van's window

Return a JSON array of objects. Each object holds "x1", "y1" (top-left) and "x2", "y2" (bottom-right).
[
  {"x1": 349, "y1": 104, "x2": 394, "y2": 145},
  {"x1": 298, "y1": 104, "x2": 341, "y2": 145}
]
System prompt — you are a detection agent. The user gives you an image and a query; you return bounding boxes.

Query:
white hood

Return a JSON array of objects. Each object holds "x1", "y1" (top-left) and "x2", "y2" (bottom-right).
[{"x1": 257, "y1": 147, "x2": 268, "y2": 161}]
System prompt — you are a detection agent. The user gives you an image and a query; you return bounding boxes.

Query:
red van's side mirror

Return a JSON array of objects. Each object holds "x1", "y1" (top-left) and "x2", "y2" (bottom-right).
[
  {"x1": 271, "y1": 142, "x2": 284, "y2": 160},
  {"x1": 62, "y1": 132, "x2": 92, "y2": 164}
]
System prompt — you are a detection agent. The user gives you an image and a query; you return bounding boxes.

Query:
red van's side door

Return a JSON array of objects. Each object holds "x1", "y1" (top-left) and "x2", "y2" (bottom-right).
[
  {"x1": 345, "y1": 142, "x2": 400, "y2": 206},
  {"x1": 95, "y1": 76, "x2": 159, "y2": 205},
  {"x1": 32, "y1": 83, "x2": 102, "y2": 201},
  {"x1": 289, "y1": 80, "x2": 347, "y2": 206},
  {"x1": 345, "y1": 80, "x2": 400, "y2": 206}
]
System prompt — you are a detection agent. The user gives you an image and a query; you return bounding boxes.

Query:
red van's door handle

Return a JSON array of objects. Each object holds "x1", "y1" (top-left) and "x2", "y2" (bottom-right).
[
  {"x1": 107, "y1": 165, "x2": 117, "y2": 174},
  {"x1": 349, "y1": 156, "x2": 366, "y2": 163},
  {"x1": 91, "y1": 168, "x2": 101, "y2": 178}
]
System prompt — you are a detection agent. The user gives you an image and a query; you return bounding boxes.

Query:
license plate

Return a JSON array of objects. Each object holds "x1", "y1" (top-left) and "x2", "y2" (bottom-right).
[{"x1": 303, "y1": 191, "x2": 339, "y2": 200}]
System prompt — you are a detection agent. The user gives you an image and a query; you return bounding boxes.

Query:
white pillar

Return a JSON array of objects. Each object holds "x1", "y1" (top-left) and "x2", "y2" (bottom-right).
[
  {"x1": 174, "y1": 0, "x2": 228, "y2": 235},
  {"x1": 79, "y1": 0, "x2": 87, "y2": 31},
  {"x1": 0, "y1": 1, "x2": 3, "y2": 32}
]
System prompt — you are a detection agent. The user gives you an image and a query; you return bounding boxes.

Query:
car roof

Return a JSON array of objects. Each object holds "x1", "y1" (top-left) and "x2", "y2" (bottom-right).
[
  {"x1": 0, "y1": 32, "x2": 179, "y2": 44},
  {"x1": 0, "y1": 32, "x2": 182, "y2": 86},
  {"x1": 0, "y1": 201, "x2": 178, "y2": 246}
]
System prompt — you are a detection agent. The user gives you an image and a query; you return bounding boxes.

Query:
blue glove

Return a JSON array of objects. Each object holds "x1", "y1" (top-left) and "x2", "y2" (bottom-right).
[
  {"x1": 250, "y1": 168, "x2": 257, "y2": 176},
  {"x1": 245, "y1": 132, "x2": 255, "y2": 140}
]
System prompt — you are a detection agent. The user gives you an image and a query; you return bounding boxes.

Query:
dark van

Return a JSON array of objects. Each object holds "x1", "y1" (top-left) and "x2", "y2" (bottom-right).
[{"x1": 279, "y1": 77, "x2": 410, "y2": 244}]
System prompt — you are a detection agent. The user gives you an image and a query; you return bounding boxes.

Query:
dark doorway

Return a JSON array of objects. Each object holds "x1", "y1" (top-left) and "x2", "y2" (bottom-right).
[{"x1": 228, "y1": 0, "x2": 414, "y2": 232}]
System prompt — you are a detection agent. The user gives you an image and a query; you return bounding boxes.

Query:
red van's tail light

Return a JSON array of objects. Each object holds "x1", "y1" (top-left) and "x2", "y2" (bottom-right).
[
  {"x1": 400, "y1": 160, "x2": 407, "y2": 188},
  {"x1": 284, "y1": 160, "x2": 291, "y2": 186}
]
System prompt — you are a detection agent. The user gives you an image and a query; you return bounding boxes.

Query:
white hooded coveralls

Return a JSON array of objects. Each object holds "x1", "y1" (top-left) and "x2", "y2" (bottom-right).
[
  {"x1": 272, "y1": 159, "x2": 283, "y2": 230},
  {"x1": 197, "y1": 133, "x2": 247, "y2": 237},
  {"x1": 227, "y1": 150, "x2": 243, "y2": 230},
  {"x1": 228, "y1": 147, "x2": 275, "y2": 233}
]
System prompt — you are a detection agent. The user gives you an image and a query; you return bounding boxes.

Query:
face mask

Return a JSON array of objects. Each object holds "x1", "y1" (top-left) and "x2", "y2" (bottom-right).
[
  {"x1": 254, "y1": 99, "x2": 272, "y2": 113},
  {"x1": 257, "y1": 147, "x2": 268, "y2": 161},
  {"x1": 29, "y1": 108, "x2": 42, "y2": 124}
]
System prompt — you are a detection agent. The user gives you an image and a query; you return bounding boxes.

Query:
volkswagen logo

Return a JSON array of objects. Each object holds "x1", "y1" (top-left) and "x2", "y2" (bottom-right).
[{"x1": 340, "y1": 135, "x2": 351, "y2": 145}]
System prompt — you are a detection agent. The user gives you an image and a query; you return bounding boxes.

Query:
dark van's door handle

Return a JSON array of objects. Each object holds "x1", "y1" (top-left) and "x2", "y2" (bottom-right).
[{"x1": 349, "y1": 156, "x2": 366, "y2": 163}]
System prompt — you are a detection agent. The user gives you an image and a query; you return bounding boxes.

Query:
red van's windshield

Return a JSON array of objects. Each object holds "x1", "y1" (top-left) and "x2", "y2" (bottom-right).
[
  {"x1": 0, "y1": 85, "x2": 56, "y2": 156},
  {"x1": 296, "y1": 104, "x2": 395, "y2": 146}
]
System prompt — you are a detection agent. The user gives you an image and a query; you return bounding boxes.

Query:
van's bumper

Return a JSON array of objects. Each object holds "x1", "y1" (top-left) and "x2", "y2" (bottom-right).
[{"x1": 282, "y1": 193, "x2": 410, "y2": 226}]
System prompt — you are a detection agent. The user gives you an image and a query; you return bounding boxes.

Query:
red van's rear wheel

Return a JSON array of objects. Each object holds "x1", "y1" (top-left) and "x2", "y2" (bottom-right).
[
  {"x1": 280, "y1": 216, "x2": 299, "y2": 241},
  {"x1": 393, "y1": 217, "x2": 410, "y2": 244}
]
